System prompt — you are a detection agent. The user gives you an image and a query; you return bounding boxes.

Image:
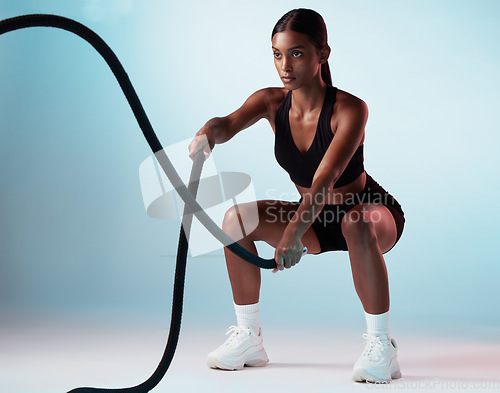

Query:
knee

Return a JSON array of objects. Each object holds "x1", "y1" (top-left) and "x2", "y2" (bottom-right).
[
  {"x1": 222, "y1": 205, "x2": 242, "y2": 238},
  {"x1": 341, "y1": 208, "x2": 378, "y2": 245},
  {"x1": 222, "y1": 203, "x2": 259, "y2": 240}
]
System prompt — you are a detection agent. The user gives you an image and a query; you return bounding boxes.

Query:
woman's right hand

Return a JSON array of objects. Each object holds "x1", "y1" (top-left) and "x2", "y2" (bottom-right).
[{"x1": 188, "y1": 122, "x2": 217, "y2": 161}]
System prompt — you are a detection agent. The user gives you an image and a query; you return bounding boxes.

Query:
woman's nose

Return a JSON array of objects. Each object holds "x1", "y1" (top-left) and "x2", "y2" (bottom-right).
[{"x1": 281, "y1": 56, "x2": 292, "y2": 72}]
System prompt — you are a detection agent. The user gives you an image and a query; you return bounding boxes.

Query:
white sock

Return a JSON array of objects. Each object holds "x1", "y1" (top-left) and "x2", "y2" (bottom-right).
[
  {"x1": 365, "y1": 310, "x2": 390, "y2": 338},
  {"x1": 234, "y1": 301, "x2": 260, "y2": 334}
]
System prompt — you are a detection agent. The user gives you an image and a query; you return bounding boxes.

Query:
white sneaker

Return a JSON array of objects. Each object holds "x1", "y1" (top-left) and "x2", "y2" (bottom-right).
[
  {"x1": 207, "y1": 325, "x2": 269, "y2": 370},
  {"x1": 351, "y1": 334, "x2": 402, "y2": 383}
]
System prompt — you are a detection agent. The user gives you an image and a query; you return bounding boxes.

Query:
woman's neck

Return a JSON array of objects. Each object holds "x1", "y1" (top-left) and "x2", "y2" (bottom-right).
[{"x1": 290, "y1": 76, "x2": 328, "y2": 115}]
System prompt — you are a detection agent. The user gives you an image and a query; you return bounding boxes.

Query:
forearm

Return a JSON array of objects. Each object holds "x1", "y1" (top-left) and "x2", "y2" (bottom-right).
[
  {"x1": 285, "y1": 185, "x2": 328, "y2": 239},
  {"x1": 285, "y1": 170, "x2": 342, "y2": 238}
]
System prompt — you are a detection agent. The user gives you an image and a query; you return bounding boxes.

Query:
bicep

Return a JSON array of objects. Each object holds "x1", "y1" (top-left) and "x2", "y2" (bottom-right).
[{"x1": 312, "y1": 100, "x2": 368, "y2": 187}]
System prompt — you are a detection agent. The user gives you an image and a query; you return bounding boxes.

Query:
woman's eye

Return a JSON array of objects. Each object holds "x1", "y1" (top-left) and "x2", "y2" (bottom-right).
[
  {"x1": 292, "y1": 51, "x2": 303, "y2": 58},
  {"x1": 273, "y1": 52, "x2": 282, "y2": 59}
]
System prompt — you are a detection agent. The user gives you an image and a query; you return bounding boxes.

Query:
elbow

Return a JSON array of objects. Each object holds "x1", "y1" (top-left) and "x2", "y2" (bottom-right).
[
  {"x1": 311, "y1": 166, "x2": 344, "y2": 196},
  {"x1": 311, "y1": 170, "x2": 341, "y2": 194},
  {"x1": 305, "y1": 175, "x2": 337, "y2": 207}
]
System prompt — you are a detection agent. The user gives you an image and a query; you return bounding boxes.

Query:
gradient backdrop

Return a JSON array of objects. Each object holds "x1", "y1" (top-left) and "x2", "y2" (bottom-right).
[{"x1": 1, "y1": 0, "x2": 499, "y2": 352}]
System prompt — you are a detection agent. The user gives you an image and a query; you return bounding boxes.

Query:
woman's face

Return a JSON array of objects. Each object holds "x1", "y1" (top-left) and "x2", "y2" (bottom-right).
[{"x1": 271, "y1": 30, "x2": 324, "y2": 90}]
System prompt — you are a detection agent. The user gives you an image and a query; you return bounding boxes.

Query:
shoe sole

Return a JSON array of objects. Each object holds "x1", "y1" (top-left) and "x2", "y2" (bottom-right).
[
  {"x1": 352, "y1": 368, "x2": 402, "y2": 383},
  {"x1": 207, "y1": 348, "x2": 269, "y2": 371}
]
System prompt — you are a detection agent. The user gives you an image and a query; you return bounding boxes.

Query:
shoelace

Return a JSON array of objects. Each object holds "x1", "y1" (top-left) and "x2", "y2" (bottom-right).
[
  {"x1": 361, "y1": 333, "x2": 390, "y2": 363},
  {"x1": 224, "y1": 325, "x2": 253, "y2": 347}
]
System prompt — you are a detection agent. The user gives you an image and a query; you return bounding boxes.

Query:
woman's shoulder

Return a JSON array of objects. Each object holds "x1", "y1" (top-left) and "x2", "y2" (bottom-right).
[
  {"x1": 247, "y1": 87, "x2": 288, "y2": 120},
  {"x1": 253, "y1": 87, "x2": 288, "y2": 105},
  {"x1": 334, "y1": 87, "x2": 369, "y2": 121},
  {"x1": 335, "y1": 88, "x2": 368, "y2": 111}
]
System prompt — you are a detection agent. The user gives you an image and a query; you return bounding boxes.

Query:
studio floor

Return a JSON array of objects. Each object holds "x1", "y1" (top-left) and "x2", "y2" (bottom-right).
[{"x1": 1, "y1": 315, "x2": 499, "y2": 393}]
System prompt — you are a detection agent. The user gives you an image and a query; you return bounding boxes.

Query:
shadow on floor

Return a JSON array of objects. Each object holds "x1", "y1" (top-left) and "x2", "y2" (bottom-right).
[{"x1": 266, "y1": 362, "x2": 352, "y2": 370}]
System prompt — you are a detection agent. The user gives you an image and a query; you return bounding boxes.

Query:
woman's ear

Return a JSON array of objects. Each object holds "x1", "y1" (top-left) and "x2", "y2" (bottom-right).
[{"x1": 319, "y1": 45, "x2": 331, "y2": 64}]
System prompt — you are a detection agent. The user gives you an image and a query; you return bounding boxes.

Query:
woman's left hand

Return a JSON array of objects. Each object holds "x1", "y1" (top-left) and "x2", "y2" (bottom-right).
[{"x1": 273, "y1": 231, "x2": 305, "y2": 273}]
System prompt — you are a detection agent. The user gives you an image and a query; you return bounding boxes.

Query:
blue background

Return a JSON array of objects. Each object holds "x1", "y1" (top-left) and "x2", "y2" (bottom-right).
[{"x1": 1, "y1": 0, "x2": 499, "y2": 339}]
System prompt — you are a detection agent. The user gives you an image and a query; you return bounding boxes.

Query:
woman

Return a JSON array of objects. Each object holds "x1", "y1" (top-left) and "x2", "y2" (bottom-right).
[{"x1": 188, "y1": 8, "x2": 405, "y2": 384}]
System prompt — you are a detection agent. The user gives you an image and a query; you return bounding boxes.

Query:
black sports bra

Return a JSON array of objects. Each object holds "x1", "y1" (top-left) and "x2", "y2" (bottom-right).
[{"x1": 274, "y1": 85, "x2": 364, "y2": 188}]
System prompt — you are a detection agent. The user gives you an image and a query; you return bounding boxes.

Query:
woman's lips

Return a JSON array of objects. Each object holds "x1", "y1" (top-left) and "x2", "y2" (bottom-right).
[{"x1": 282, "y1": 76, "x2": 296, "y2": 83}]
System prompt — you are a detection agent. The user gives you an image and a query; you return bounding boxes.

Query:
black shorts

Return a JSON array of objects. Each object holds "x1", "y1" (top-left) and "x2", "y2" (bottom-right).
[{"x1": 292, "y1": 172, "x2": 405, "y2": 254}]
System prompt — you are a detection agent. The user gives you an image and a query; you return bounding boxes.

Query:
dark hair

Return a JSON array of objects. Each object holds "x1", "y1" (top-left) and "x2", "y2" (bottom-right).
[{"x1": 272, "y1": 8, "x2": 332, "y2": 86}]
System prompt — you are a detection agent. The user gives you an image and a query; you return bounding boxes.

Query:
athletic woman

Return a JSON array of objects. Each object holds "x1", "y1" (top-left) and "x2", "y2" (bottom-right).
[{"x1": 188, "y1": 8, "x2": 405, "y2": 383}]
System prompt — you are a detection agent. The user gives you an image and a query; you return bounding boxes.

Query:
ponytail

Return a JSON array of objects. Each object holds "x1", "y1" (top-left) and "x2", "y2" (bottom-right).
[{"x1": 321, "y1": 61, "x2": 332, "y2": 86}]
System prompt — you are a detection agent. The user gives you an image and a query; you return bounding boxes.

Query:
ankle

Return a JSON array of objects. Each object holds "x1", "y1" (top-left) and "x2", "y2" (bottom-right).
[
  {"x1": 365, "y1": 310, "x2": 390, "y2": 338},
  {"x1": 234, "y1": 301, "x2": 260, "y2": 334}
]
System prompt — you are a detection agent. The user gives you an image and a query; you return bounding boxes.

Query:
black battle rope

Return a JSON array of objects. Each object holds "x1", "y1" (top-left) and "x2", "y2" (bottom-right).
[{"x1": 0, "y1": 13, "x2": 278, "y2": 393}]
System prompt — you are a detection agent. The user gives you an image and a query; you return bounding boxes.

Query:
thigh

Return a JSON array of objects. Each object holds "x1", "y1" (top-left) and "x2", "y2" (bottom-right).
[
  {"x1": 234, "y1": 200, "x2": 322, "y2": 255},
  {"x1": 341, "y1": 203, "x2": 398, "y2": 254}
]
